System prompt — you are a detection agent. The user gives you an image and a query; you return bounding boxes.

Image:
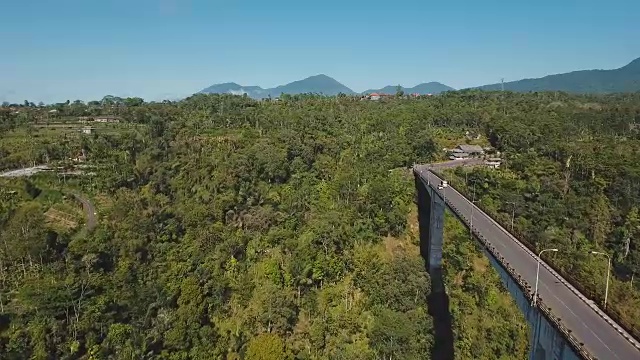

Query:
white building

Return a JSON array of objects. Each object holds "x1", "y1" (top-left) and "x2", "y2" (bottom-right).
[
  {"x1": 485, "y1": 157, "x2": 502, "y2": 169},
  {"x1": 81, "y1": 127, "x2": 94, "y2": 134}
]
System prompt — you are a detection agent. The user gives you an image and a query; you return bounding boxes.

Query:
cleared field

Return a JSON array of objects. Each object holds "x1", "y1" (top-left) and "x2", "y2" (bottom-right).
[
  {"x1": 45, "y1": 208, "x2": 79, "y2": 230},
  {"x1": 0, "y1": 122, "x2": 145, "y2": 171},
  {"x1": 30, "y1": 122, "x2": 143, "y2": 136}
]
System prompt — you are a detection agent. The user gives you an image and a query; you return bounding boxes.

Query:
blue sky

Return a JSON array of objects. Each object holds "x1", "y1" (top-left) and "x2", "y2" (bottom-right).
[{"x1": 1, "y1": 0, "x2": 639, "y2": 103}]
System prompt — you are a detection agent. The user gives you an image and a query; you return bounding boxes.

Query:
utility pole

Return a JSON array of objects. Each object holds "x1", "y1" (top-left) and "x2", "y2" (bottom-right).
[
  {"x1": 590, "y1": 251, "x2": 612, "y2": 309},
  {"x1": 501, "y1": 78, "x2": 506, "y2": 115},
  {"x1": 511, "y1": 204, "x2": 515, "y2": 231}
]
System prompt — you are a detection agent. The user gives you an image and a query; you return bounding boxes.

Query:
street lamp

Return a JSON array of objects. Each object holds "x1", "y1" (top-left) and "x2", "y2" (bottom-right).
[
  {"x1": 506, "y1": 201, "x2": 516, "y2": 231},
  {"x1": 590, "y1": 251, "x2": 612, "y2": 310},
  {"x1": 470, "y1": 198, "x2": 480, "y2": 238},
  {"x1": 533, "y1": 248, "x2": 559, "y2": 307},
  {"x1": 470, "y1": 188, "x2": 475, "y2": 237},
  {"x1": 468, "y1": 180, "x2": 480, "y2": 238}
]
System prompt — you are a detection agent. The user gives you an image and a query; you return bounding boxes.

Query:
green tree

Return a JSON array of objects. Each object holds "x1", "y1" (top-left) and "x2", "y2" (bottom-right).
[{"x1": 245, "y1": 333, "x2": 289, "y2": 360}]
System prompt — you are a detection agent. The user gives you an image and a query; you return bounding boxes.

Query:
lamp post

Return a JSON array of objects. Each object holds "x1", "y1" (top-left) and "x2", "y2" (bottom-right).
[
  {"x1": 470, "y1": 198, "x2": 480, "y2": 238},
  {"x1": 472, "y1": 182, "x2": 476, "y2": 203},
  {"x1": 590, "y1": 251, "x2": 612, "y2": 310},
  {"x1": 470, "y1": 183, "x2": 479, "y2": 238},
  {"x1": 533, "y1": 248, "x2": 559, "y2": 306},
  {"x1": 506, "y1": 201, "x2": 516, "y2": 231}
]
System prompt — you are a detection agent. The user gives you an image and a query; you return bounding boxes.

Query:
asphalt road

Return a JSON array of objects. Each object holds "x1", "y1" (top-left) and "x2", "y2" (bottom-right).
[
  {"x1": 73, "y1": 193, "x2": 97, "y2": 231},
  {"x1": 0, "y1": 165, "x2": 50, "y2": 178},
  {"x1": 415, "y1": 165, "x2": 640, "y2": 360}
]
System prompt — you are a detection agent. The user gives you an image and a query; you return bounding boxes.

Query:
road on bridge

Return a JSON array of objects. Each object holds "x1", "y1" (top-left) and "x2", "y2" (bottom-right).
[{"x1": 415, "y1": 165, "x2": 640, "y2": 360}]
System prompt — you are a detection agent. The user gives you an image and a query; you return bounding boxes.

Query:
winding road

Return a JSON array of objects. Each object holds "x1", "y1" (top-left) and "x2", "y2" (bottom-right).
[
  {"x1": 415, "y1": 163, "x2": 640, "y2": 360},
  {"x1": 72, "y1": 193, "x2": 97, "y2": 231},
  {"x1": 1, "y1": 166, "x2": 97, "y2": 232}
]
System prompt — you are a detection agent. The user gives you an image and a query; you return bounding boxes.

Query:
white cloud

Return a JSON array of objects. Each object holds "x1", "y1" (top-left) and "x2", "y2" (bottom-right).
[{"x1": 228, "y1": 89, "x2": 248, "y2": 96}]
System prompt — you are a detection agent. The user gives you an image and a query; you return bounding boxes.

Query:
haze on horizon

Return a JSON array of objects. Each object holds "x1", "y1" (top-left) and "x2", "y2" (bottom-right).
[{"x1": 1, "y1": 0, "x2": 639, "y2": 104}]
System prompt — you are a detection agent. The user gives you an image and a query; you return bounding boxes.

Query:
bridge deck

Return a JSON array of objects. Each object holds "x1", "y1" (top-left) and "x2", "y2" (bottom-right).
[{"x1": 415, "y1": 166, "x2": 640, "y2": 360}]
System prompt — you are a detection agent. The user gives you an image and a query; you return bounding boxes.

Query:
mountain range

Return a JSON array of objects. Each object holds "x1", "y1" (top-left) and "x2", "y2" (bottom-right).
[
  {"x1": 199, "y1": 75, "x2": 355, "y2": 99},
  {"x1": 199, "y1": 56, "x2": 640, "y2": 98},
  {"x1": 199, "y1": 75, "x2": 453, "y2": 99},
  {"x1": 476, "y1": 57, "x2": 640, "y2": 93}
]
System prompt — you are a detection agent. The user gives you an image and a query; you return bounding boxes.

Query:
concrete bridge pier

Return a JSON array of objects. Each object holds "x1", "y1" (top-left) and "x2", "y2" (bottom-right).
[
  {"x1": 415, "y1": 175, "x2": 454, "y2": 359},
  {"x1": 415, "y1": 175, "x2": 445, "y2": 280}
]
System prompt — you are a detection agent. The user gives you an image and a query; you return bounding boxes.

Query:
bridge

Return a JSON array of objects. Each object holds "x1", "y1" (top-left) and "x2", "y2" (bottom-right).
[{"x1": 413, "y1": 163, "x2": 640, "y2": 360}]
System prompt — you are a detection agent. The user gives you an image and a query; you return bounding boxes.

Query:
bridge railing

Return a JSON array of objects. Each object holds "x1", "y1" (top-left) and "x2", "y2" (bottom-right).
[
  {"x1": 418, "y1": 172, "x2": 597, "y2": 359},
  {"x1": 431, "y1": 169, "x2": 640, "y2": 347}
]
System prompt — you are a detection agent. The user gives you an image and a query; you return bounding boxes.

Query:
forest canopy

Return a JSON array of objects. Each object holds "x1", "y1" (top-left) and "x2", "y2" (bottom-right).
[{"x1": 1, "y1": 90, "x2": 639, "y2": 359}]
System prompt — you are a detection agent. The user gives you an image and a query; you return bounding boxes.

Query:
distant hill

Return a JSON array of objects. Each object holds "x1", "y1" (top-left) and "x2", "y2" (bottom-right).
[
  {"x1": 363, "y1": 82, "x2": 455, "y2": 95},
  {"x1": 199, "y1": 75, "x2": 354, "y2": 99},
  {"x1": 476, "y1": 57, "x2": 640, "y2": 93},
  {"x1": 269, "y1": 75, "x2": 354, "y2": 96},
  {"x1": 199, "y1": 82, "x2": 269, "y2": 98}
]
